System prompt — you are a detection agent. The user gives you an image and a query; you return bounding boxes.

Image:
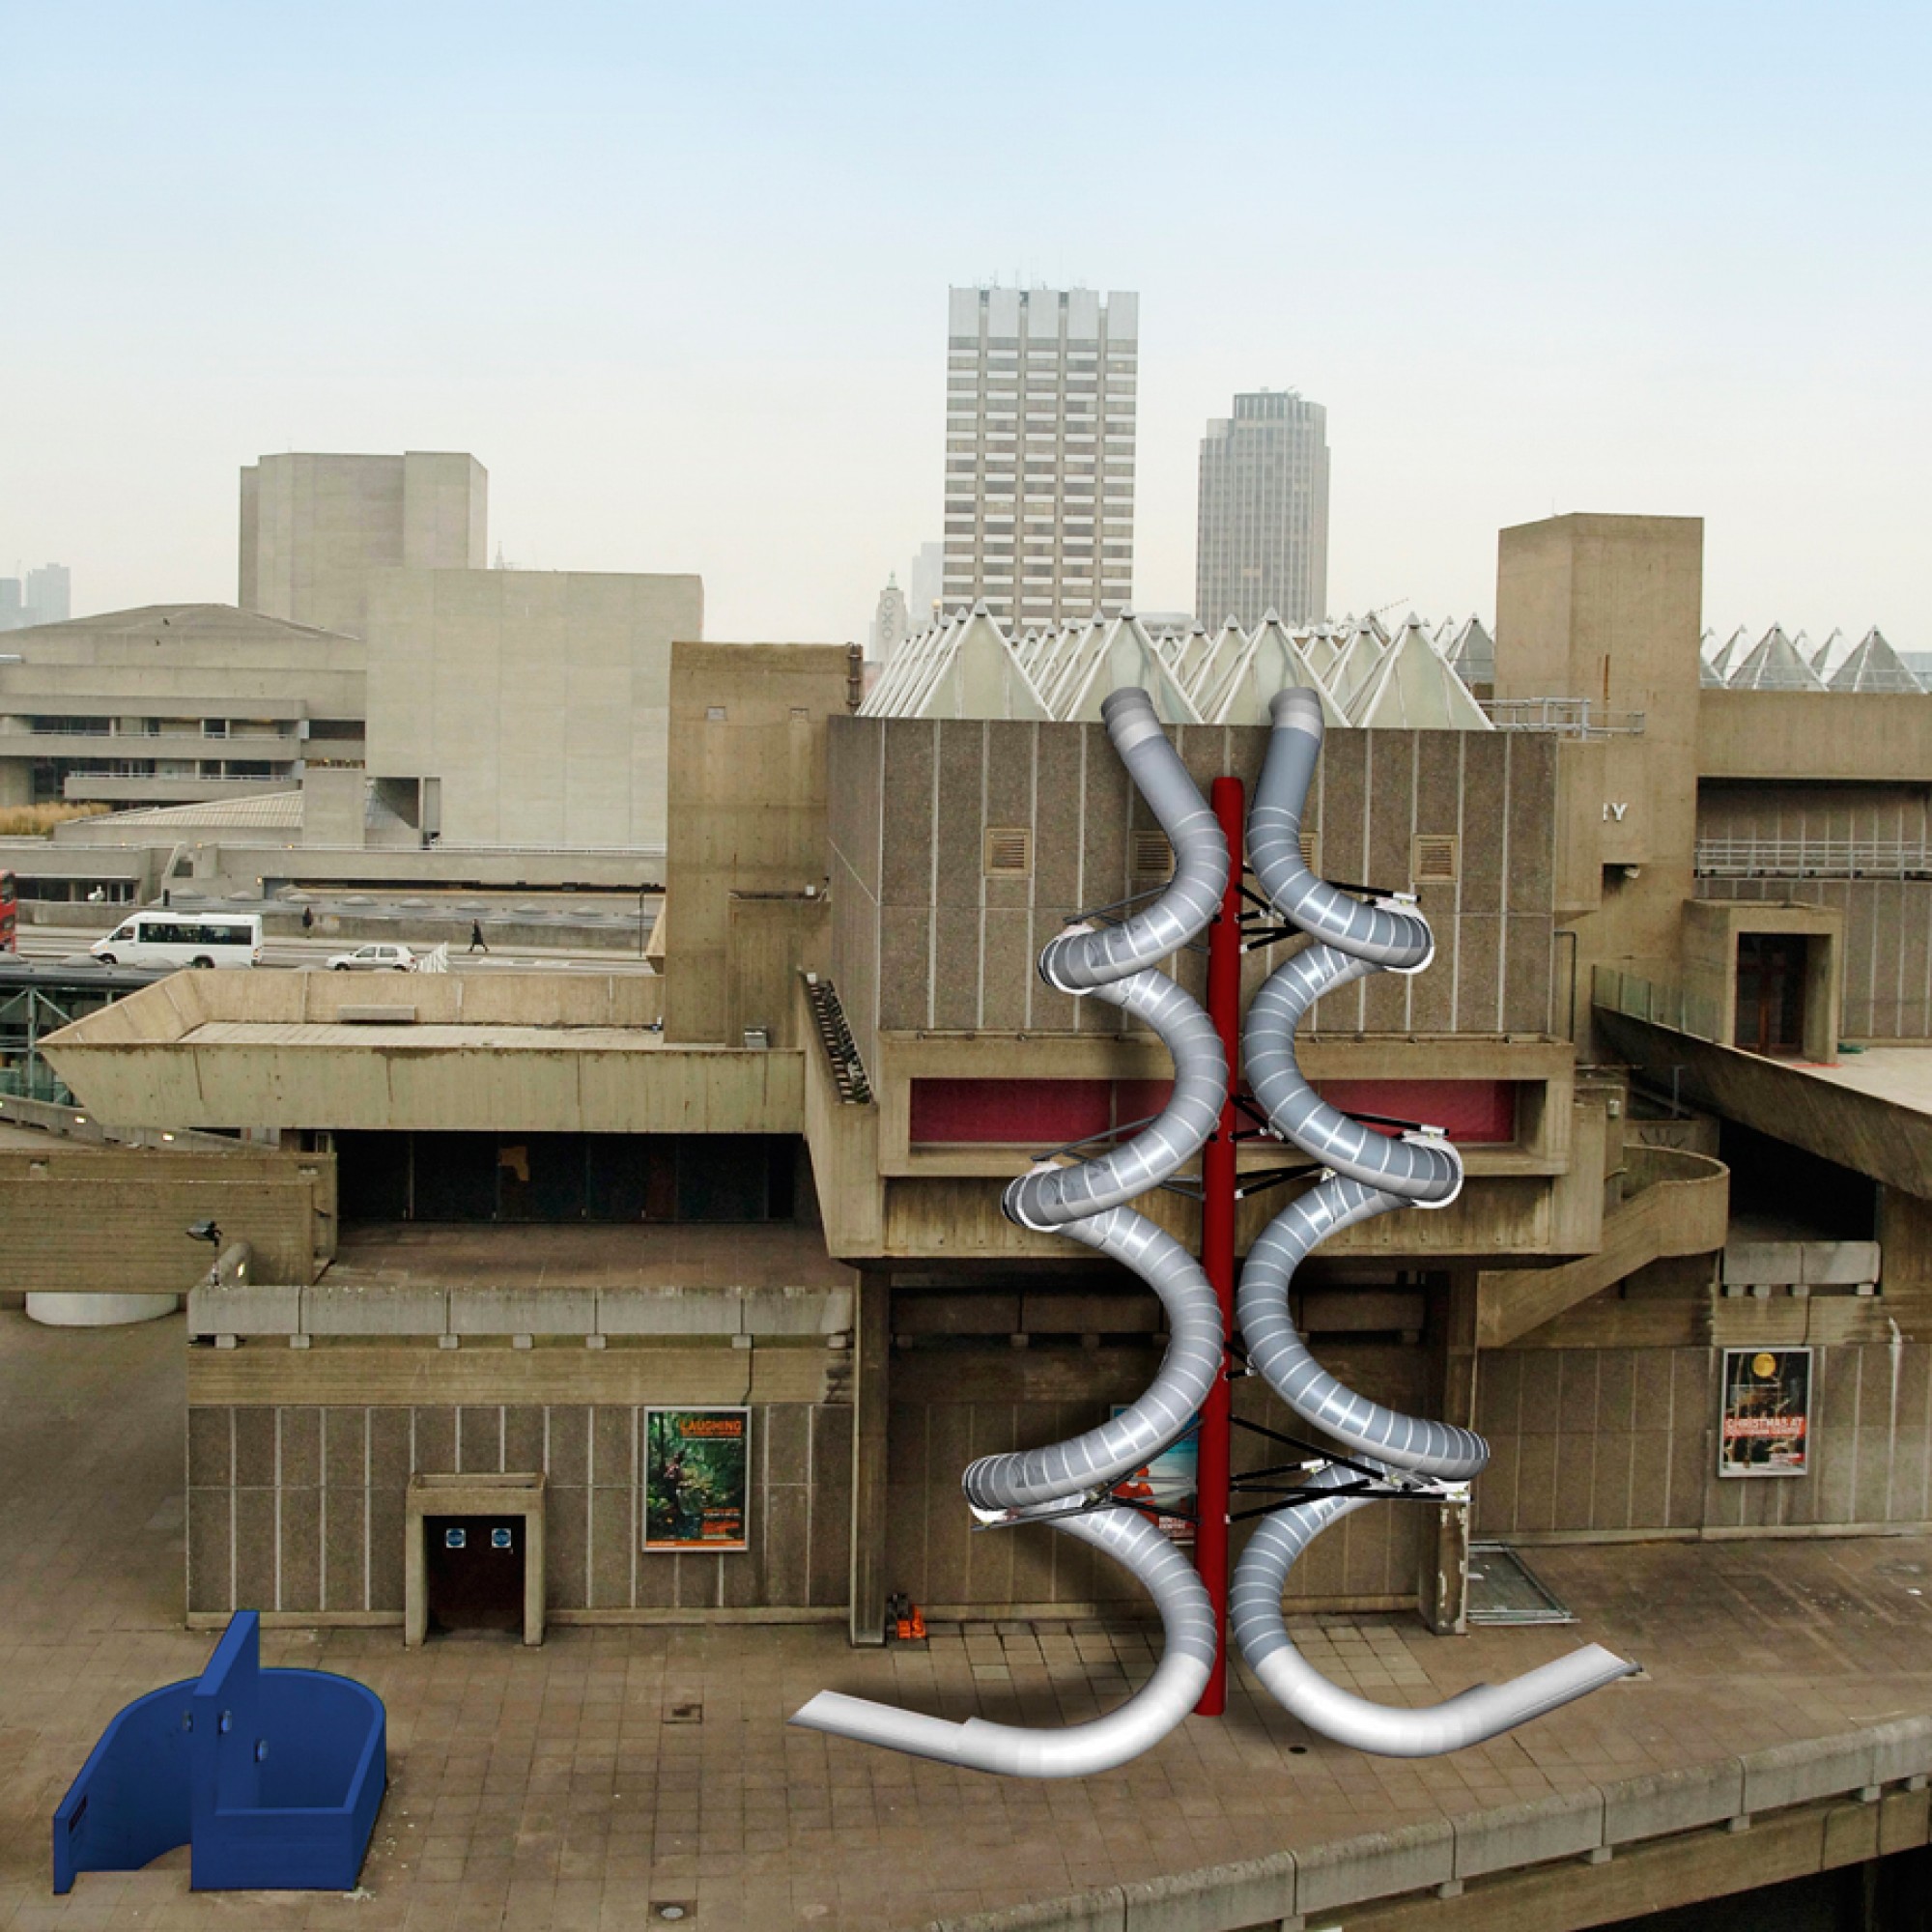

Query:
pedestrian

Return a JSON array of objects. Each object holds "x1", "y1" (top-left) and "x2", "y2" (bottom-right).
[
  {"x1": 300, "y1": 905, "x2": 314, "y2": 932},
  {"x1": 468, "y1": 920, "x2": 489, "y2": 953}
]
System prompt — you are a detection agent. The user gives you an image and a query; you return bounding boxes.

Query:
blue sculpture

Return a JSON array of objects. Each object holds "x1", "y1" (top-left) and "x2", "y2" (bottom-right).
[{"x1": 53, "y1": 1611, "x2": 385, "y2": 1893}]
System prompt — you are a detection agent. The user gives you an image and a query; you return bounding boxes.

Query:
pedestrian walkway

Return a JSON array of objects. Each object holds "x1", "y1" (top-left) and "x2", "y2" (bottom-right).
[{"x1": 3, "y1": 1309, "x2": 1930, "y2": 1929}]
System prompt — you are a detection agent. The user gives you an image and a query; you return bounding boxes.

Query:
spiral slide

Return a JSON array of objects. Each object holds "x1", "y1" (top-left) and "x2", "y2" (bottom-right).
[
  {"x1": 1228, "y1": 687, "x2": 1634, "y2": 1754},
  {"x1": 790, "y1": 689, "x2": 1230, "y2": 1776},
  {"x1": 791, "y1": 684, "x2": 1634, "y2": 1777}
]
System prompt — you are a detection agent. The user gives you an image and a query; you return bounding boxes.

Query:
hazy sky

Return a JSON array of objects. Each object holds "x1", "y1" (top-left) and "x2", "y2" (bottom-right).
[{"x1": 4, "y1": 2, "x2": 1926, "y2": 647}]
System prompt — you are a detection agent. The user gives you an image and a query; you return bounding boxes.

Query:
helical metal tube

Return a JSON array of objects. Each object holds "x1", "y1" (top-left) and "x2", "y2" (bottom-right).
[
  {"x1": 1230, "y1": 1465, "x2": 1635, "y2": 1756},
  {"x1": 790, "y1": 688, "x2": 1230, "y2": 1777},
  {"x1": 1230, "y1": 686, "x2": 1635, "y2": 1748}
]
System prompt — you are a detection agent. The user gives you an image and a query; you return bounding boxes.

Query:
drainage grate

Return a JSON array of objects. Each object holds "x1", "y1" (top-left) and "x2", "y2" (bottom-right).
[{"x1": 1466, "y1": 1542, "x2": 1576, "y2": 1626}]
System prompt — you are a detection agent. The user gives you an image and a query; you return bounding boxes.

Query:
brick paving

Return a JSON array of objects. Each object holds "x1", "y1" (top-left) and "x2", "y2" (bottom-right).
[{"x1": 4, "y1": 1309, "x2": 1931, "y2": 1930}]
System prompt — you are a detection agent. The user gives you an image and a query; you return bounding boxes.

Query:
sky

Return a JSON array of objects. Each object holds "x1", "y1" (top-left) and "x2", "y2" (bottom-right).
[{"x1": 3, "y1": 1, "x2": 1927, "y2": 647}]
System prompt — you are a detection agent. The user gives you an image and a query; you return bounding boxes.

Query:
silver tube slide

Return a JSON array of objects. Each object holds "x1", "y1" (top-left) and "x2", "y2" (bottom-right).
[
  {"x1": 1037, "y1": 688, "x2": 1229, "y2": 993},
  {"x1": 1232, "y1": 686, "x2": 1634, "y2": 1748},
  {"x1": 790, "y1": 687, "x2": 1231, "y2": 1776},
  {"x1": 791, "y1": 1507, "x2": 1217, "y2": 1777},
  {"x1": 1230, "y1": 1467, "x2": 1636, "y2": 1755},
  {"x1": 1237, "y1": 1172, "x2": 1489, "y2": 1480}
]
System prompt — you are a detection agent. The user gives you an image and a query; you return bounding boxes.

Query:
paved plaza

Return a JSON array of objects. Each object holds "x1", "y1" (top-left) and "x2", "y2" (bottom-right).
[{"x1": 4, "y1": 1309, "x2": 1931, "y2": 1930}]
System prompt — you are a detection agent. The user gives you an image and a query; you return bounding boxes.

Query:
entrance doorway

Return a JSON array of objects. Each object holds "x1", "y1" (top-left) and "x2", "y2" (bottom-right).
[
  {"x1": 424, "y1": 1516, "x2": 526, "y2": 1635},
  {"x1": 1734, "y1": 933, "x2": 1809, "y2": 1057}
]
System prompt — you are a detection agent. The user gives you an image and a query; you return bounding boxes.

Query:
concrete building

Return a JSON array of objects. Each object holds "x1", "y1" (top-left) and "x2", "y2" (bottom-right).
[
  {"x1": 942, "y1": 286, "x2": 1138, "y2": 627},
  {"x1": 361, "y1": 567, "x2": 703, "y2": 850},
  {"x1": 0, "y1": 603, "x2": 363, "y2": 810},
  {"x1": 1196, "y1": 390, "x2": 1328, "y2": 628},
  {"x1": 36, "y1": 517, "x2": 1932, "y2": 1773},
  {"x1": 239, "y1": 451, "x2": 487, "y2": 639}
]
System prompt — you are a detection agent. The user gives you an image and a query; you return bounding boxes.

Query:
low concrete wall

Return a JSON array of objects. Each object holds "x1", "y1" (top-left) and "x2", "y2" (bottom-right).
[{"x1": 927, "y1": 1718, "x2": 1932, "y2": 1931}]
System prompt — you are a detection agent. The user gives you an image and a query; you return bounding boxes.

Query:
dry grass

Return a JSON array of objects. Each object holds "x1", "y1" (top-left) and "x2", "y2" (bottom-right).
[{"x1": 0, "y1": 802, "x2": 112, "y2": 838}]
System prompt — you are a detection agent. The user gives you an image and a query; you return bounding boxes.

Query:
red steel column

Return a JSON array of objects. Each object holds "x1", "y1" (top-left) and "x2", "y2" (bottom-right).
[{"x1": 1194, "y1": 775, "x2": 1244, "y2": 1717}]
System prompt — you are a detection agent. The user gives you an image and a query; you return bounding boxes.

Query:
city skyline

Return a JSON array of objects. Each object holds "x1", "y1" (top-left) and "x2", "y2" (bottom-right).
[{"x1": 2, "y1": 3, "x2": 1926, "y2": 647}]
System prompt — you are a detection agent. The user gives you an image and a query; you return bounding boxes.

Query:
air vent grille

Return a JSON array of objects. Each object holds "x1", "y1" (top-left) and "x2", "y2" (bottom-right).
[
  {"x1": 1299, "y1": 829, "x2": 1320, "y2": 872},
  {"x1": 1412, "y1": 834, "x2": 1460, "y2": 883},
  {"x1": 1130, "y1": 831, "x2": 1172, "y2": 877},
  {"x1": 983, "y1": 826, "x2": 1034, "y2": 876}
]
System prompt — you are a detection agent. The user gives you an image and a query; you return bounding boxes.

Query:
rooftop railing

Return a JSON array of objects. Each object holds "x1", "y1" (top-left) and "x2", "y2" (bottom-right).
[
  {"x1": 1481, "y1": 698, "x2": 1646, "y2": 737},
  {"x1": 1696, "y1": 837, "x2": 1932, "y2": 880},
  {"x1": 1591, "y1": 965, "x2": 1724, "y2": 1044}
]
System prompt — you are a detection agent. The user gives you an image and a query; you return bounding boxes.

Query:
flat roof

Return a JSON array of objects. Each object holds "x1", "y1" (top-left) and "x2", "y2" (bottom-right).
[
  {"x1": 1799, "y1": 1044, "x2": 1932, "y2": 1115},
  {"x1": 323, "y1": 1219, "x2": 850, "y2": 1292},
  {"x1": 181, "y1": 1020, "x2": 671, "y2": 1052}
]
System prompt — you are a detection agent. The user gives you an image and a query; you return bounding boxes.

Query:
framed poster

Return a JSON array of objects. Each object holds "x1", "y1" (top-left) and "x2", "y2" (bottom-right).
[
  {"x1": 1109, "y1": 1408, "x2": 1199, "y2": 1544},
  {"x1": 643, "y1": 1407, "x2": 751, "y2": 1550},
  {"x1": 1719, "y1": 1348, "x2": 1812, "y2": 1478}
]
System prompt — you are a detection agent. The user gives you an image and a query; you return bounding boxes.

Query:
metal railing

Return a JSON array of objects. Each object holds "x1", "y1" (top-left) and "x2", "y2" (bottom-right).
[
  {"x1": 1696, "y1": 837, "x2": 1932, "y2": 880},
  {"x1": 1591, "y1": 965, "x2": 1724, "y2": 1043},
  {"x1": 1481, "y1": 698, "x2": 1646, "y2": 738}
]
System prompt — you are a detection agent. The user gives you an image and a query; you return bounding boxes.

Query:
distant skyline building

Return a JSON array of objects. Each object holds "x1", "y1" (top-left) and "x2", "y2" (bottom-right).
[
  {"x1": 870, "y1": 574, "x2": 910, "y2": 659},
  {"x1": 1196, "y1": 389, "x2": 1329, "y2": 629},
  {"x1": 239, "y1": 450, "x2": 487, "y2": 639},
  {"x1": 942, "y1": 285, "x2": 1138, "y2": 627},
  {"x1": 26, "y1": 563, "x2": 71, "y2": 626},
  {"x1": 908, "y1": 539, "x2": 945, "y2": 630},
  {"x1": 0, "y1": 563, "x2": 71, "y2": 630}
]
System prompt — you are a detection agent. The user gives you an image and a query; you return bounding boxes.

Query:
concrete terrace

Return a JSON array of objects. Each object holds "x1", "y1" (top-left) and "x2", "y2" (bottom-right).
[{"x1": 5, "y1": 1310, "x2": 1932, "y2": 1931}]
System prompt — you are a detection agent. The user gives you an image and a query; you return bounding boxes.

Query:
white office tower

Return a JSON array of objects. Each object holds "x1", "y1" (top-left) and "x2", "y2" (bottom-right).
[
  {"x1": 942, "y1": 287, "x2": 1138, "y2": 626},
  {"x1": 1196, "y1": 390, "x2": 1329, "y2": 629}
]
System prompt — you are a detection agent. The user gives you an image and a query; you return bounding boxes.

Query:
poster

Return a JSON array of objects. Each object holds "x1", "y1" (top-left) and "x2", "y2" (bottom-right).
[
  {"x1": 1719, "y1": 1348, "x2": 1812, "y2": 1478},
  {"x1": 643, "y1": 1407, "x2": 751, "y2": 1549},
  {"x1": 1109, "y1": 1407, "x2": 1199, "y2": 1544}
]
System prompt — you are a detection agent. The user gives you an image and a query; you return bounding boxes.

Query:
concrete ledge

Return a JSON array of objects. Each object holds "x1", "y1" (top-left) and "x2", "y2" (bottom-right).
[
  {"x1": 1453, "y1": 1786, "x2": 1605, "y2": 1879},
  {"x1": 741, "y1": 1284, "x2": 856, "y2": 1336},
  {"x1": 1121, "y1": 1853, "x2": 1295, "y2": 1931},
  {"x1": 302, "y1": 1283, "x2": 448, "y2": 1336},
  {"x1": 931, "y1": 1893, "x2": 1126, "y2": 1932},
  {"x1": 923, "y1": 1721, "x2": 1931, "y2": 1932},
  {"x1": 448, "y1": 1287, "x2": 599, "y2": 1336},
  {"x1": 186, "y1": 1283, "x2": 303, "y2": 1336},
  {"x1": 1865, "y1": 1715, "x2": 1932, "y2": 1787},
  {"x1": 1603, "y1": 1758, "x2": 1746, "y2": 1844},
  {"x1": 1293, "y1": 1817, "x2": 1452, "y2": 1915},
  {"x1": 1741, "y1": 1731, "x2": 1880, "y2": 1814},
  {"x1": 596, "y1": 1287, "x2": 742, "y2": 1336}
]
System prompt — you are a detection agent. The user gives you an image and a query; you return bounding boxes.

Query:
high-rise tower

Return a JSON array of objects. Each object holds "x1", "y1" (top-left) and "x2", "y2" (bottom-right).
[
  {"x1": 1196, "y1": 390, "x2": 1328, "y2": 629},
  {"x1": 942, "y1": 287, "x2": 1137, "y2": 627}
]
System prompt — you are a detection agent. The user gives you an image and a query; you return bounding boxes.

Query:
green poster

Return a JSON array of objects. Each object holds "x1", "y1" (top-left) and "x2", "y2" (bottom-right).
[{"x1": 643, "y1": 1407, "x2": 751, "y2": 1550}]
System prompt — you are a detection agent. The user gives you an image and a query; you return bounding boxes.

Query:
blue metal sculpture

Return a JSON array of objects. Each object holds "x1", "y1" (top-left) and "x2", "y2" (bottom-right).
[{"x1": 53, "y1": 1610, "x2": 385, "y2": 1893}]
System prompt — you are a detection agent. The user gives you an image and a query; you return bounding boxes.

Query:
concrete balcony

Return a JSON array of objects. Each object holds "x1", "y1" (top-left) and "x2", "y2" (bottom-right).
[
  {"x1": 60, "y1": 774, "x2": 302, "y2": 807},
  {"x1": 0, "y1": 726, "x2": 300, "y2": 761}
]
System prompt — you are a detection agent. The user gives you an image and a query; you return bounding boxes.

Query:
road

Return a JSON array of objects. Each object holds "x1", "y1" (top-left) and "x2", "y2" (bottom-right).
[{"x1": 11, "y1": 927, "x2": 661, "y2": 976}]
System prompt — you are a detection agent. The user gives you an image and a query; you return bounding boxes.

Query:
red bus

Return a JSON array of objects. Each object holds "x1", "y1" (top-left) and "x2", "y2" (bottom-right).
[{"x1": 0, "y1": 869, "x2": 14, "y2": 952}]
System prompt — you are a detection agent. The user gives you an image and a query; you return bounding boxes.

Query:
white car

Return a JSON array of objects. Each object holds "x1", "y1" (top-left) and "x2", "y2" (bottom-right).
[{"x1": 325, "y1": 943, "x2": 416, "y2": 973}]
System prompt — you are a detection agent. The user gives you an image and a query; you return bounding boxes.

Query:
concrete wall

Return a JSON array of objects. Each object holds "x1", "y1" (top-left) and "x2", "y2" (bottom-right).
[
  {"x1": 662, "y1": 641, "x2": 852, "y2": 1045},
  {"x1": 186, "y1": 1395, "x2": 852, "y2": 1622},
  {"x1": 0, "y1": 1145, "x2": 333, "y2": 1290},
  {"x1": 1494, "y1": 515, "x2": 1704, "y2": 1028},
  {"x1": 1476, "y1": 1338, "x2": 1932, "y2": 1540},
  {"x1": 364, "y1": 569, "x2": 703, "y2": 850},
  {"x1": 242, "y1": 452, "x2": 486, "y2": 639},
  {"x1": 827, "y1": 716, "x2": 1562, "y2": 1069}
]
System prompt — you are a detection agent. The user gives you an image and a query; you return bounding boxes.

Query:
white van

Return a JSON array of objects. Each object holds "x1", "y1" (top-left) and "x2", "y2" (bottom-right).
[{"x1": 91, "y1": 912, "x2": 264, "y2": 970}]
